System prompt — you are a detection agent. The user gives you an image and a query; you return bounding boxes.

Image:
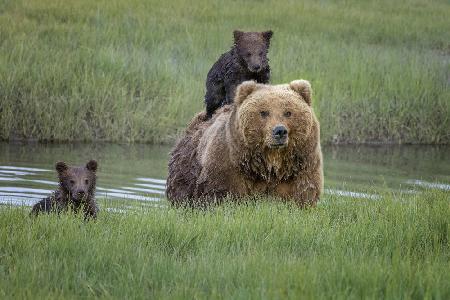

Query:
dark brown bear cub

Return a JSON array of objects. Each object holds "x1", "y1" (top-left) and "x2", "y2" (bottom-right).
[
  {"x1": 30, "y1": 160, "x2": 98, "y2": 219},
  {"x1": 204, "y1": 30, "x2": 273, "y2": 118}
]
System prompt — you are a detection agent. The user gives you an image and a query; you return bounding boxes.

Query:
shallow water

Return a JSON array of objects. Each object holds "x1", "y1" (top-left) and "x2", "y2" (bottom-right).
[{"x1": 0, "y1": 142, "x2": 449, "y2": 209}]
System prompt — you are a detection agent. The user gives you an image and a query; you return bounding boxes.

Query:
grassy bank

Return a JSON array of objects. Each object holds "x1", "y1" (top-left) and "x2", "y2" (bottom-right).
[
  {"x1": 1, "y1": 190, "x2": 449, "y2": 298},
  {"x1": 0, "y1": 0, "x2": 449, "y2": 143}
]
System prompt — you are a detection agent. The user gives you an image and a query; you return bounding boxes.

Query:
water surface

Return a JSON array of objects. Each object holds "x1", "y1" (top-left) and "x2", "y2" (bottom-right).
[{"x1": 0, "y1": 142, "x2": 448, "y2": 210}]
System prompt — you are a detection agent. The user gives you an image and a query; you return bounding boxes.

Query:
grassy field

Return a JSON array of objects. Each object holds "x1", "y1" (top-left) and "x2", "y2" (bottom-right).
[
  {"x1": 0, "y1": 0, "x2": 449, "y2": 143},
  {"x1": 1, "y1": 190, "x2": 449, "y2": 299}
]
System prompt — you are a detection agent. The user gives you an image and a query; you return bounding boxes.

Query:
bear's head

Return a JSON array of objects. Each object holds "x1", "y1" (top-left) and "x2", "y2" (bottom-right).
[
  {"x1": 56, "y1": 160, "x2": 98, "y2": 203},
  {"x1": 234, "y1": 80, "x2": 316, "y2": 152},
  {"x1": 233, "y1": 30, "x2": 273, "y2": 73}
]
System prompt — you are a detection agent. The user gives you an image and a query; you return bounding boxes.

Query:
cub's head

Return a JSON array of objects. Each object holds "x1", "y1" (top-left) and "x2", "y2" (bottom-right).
[
  {"x1": 233, "y1": 30, "x2": 273, "y2": 73},
  {"x1": 56, "y1": 160, "x2": 98, "y2": 202},
  {"x1": 235, "y1": 80, "x2": 315, "y2": 150}
]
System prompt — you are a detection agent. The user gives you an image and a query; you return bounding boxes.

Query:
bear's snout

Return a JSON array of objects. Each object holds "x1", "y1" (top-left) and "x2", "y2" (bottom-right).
[
  {"x1": 251, "y1": 64, "x2": 261, "y2": 72},
  {"x1": 72, "y1": 189, "x2": 86, "y2": 201},
  {"x1": 271, "y1": 125, "x2": 288, "y2": 147}
]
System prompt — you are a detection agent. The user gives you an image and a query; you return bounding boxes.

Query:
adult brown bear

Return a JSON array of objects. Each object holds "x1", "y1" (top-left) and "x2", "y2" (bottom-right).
[{"x1": 167, "y1": 80, "x2": 323, "y2": 207}]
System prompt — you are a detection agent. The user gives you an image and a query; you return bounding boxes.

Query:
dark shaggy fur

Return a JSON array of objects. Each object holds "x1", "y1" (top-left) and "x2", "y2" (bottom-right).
[
  {"x1": 30, "y1": 160, "x2": 98, "y2": 219},
  {"x1": 204, "y1": 30, "x2": 273, "y2": 118}
]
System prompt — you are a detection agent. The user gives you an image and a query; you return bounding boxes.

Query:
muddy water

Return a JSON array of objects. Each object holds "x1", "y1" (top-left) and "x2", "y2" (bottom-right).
[{"x1": 0, "y1": 142, "x2": 449, "y2": 209}]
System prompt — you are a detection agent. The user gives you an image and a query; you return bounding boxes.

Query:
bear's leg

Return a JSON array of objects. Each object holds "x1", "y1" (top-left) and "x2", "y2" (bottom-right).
[
  {"x1": 295, "y1": 188, "x2": 319, "y2": 207},
  {"x1": 275, "y1": 181, "x2": 320, "y2": 207},
  {"x1": 83, "y1": 202, "x2": 98, "y2": 220},
  {"x1": 256, "y1": 68, "x2": 270, "y2": 84},
  {"x1": 224, "y1": 82, "x2": 238, "y2": 105},
  {"x1": 205, "y1": 81, "x2": 225, "y2": 118},
  {"x1": 30, "y1": 196, "x2": 53, "y2": 216}
]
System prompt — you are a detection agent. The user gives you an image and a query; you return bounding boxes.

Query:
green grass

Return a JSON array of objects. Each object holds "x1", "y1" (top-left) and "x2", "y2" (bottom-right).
[
  {"x1": 1, "y1": 190, "x2": 449, "y2": 299},
  {"x1": 0, "y1": 0, "x2": 449, "y2": 143}
]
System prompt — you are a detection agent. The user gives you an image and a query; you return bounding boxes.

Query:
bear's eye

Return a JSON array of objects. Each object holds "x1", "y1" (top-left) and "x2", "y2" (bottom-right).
[
  {"x1": 85, "y1": 179, "x2": 89, "y2": 185},
  {"x1": 69, "y1": 180, "x2": 75, "y2": 185},
  {"x1": 260, "y1": 111, "x2": 269, "y2": 118},
  {"x1": 246, "y1": 52, "x2": 251, "y2": 57},
  {"x1": 284, "y1": 111, "x2": 292, "y2": 118},
  {"x1": 259, "y1": 51, "x2": 263, "y2": 56}
]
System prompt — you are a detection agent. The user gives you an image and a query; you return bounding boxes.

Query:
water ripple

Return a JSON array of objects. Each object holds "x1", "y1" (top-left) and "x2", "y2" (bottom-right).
[{"x1": 405, "y1": 179, "x2": 450, "y2": 191}]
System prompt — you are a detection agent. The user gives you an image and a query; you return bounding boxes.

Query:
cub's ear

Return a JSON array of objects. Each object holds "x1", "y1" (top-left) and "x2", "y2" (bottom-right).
[
  {"x1": 289, "y1": 80, "x2": 312, "y2": 106},
  {"x1": 262, "y1": 30, "x2": 273, "y2": 42},
  {"x1": 235, "y1": 81, "x2": 259, "y2": 105},
  {"x1": 55, "y1": 161, "x2": 68, "y2": 174},
  {"x1": 233, "y1": 30, "x2": 244, "y2": 42},
  {"x1": 86, "y1": 160, "x2": 98, "y2": 173}
]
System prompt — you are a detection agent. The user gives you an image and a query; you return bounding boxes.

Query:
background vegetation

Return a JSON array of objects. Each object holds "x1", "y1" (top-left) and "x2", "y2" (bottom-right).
[
  {"x1": 1, "y1": 190, "x2": 449, "y2": 299},
  {"x1": 0, "y1": 0, "x2": 449, "y2": 143}
]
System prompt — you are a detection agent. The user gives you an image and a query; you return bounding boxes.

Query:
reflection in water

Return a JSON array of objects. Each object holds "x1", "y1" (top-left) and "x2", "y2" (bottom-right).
[
  {"x1": 135, "y1": 183, "x2": 166, "y2": 190},
  {"x1": 0, "y1": 166, "x2": 49, "y2": 172},
  {"x1": 0, "y1": 142, "x2": 449, "y2": 211},
  {"x1": 323, "y1": 189, "x2": 380, "y2": 200},
  {"x1": 136, "y1": 178, "x2": 167, "y2": 185},
  {"x1": 0, "y1": 187, "x2": 53, "y2": 194},
  {"x1": 0, "y1": 170, "x2": 40, "y2": 176},
  {"x1": 405, "y1": 179, "x2": 450, "y2": 191}
]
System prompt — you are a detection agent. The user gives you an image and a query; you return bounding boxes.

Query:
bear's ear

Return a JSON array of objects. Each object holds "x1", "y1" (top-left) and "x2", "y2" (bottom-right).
[
  {"x1": 86, "y1": 160, "x2": 98, "y2": 173},
  {"x1": 235, "y1": 81, "x2": 259, "y2": 105},
  {"x1": 55, "y1": 161, "x2": 68, "y2": 174},
  {"x1": 289, "y1": 80, "x2": 312, "y2": 106},
  {"x1": 233, "y1": 30, "x2": 244, "y2": 43},
  {"x1": 262, "y1": 30, "x2": 273, "y2": 43}
]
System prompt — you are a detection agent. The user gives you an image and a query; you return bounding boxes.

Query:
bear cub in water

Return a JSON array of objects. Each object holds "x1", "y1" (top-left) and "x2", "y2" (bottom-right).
[
  {"x1": 204, "y1": 30, "x2": 273, "y2": 118},
  {"x1": 30, "y1": 160, "x2": 99, "y2": 219}
]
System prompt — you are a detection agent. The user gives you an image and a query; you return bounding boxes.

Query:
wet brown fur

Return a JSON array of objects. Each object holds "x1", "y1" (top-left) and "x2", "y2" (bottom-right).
[
  {"x1": 30, "y1": 160, "x2": 98, "y2": 219},
  {"x1": 167, "y1": 80, "x2": 323, "y2": 207}
]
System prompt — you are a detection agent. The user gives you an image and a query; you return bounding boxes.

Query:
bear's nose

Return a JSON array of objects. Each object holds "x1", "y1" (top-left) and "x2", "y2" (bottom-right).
[
  {"x1": 76, "y1": 190, "x2": 85, "y2": 197},
  {"x1": 272, "y1": 125, "x2": 288, "y2": 139},
  {"x1": 252, "y1": 64, "x2": 261, "y2": 71}
]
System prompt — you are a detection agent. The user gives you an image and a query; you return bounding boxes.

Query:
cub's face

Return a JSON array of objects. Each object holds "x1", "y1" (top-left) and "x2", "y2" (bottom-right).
[
  {"x1": 236, "y1": 80, "x2": 314, "y2": 150},
  {"x1": 56, "y1": 160, "x2": 97, "y2": 202},
  {"x1": 234, "y1": 30, "x2": 273, "y2": 73}
]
